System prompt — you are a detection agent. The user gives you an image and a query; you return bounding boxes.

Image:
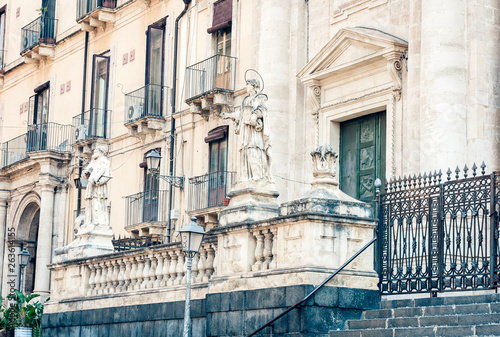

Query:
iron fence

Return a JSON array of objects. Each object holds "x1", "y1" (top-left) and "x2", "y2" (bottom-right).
[
  {"x1": 124, "y1": 190, "x2": 168, "y2": 228},
  {"x1": 72, "y1": 108, "x2": 111, "y2": 144},
  {"x1": 112, "y1": 235, "x2": 163, "y2": 252},
  {"x1": 188, "y1": 171, "x2": 235, "y2": 212},
  {"x1": 26, "y1": 122, "x2": 72, "y2": 153},
  {"x1": 378, "y1": 163, "x2": 500, "y2": 295},
  {"x1": 0, "y1": 134, "x2": 28, "y2": 168},
  {"x1": 77, "y1": 0, "x2": 117, "y2": 20},
  {"x1": 185, "y1": 54, "x2": 237, "y2": 102},
  {"x1": 124, "y1": 84, "x2": 169, "y2": 124},
  {"x1": 21, "y1": 16, "x2": 57, "y2": 53}
]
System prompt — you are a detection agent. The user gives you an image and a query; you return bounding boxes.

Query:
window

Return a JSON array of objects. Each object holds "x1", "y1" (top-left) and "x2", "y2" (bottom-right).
[
  {"x1": 90, "y1": 54, "x2": 110, "y2": 138},
  {"x1": 27, "y1": 82, "x2": 50, "y2": 151},
  {"x1": 206, "y1": 126, "x2": 228, "y2": 207},
  {"x1": 215, "y1": 28, "x2": 231, "y2": 56},
  {"x1": 145, "y1": 19, "x2": 166, "y2": 117},
  {"x1": 0, "y1": 5, "x2": 6, "y2": 70}
]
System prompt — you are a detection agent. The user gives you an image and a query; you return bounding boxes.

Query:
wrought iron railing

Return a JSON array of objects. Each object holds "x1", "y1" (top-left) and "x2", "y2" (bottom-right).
[
  {"x1": 124, "y1": 84, "x2": 169, "y2": 124},
  {"x1": 77, "y1": 0, "x2": 117, "y2": 20},
  {"x1": 188, "y1": 171, "x2": 236, "y2": 212},
  {"x1": 21, "y1": 16, "x2": 57, "y2": 53},
  {"x1": 185, "y1": 54, "x2": 237, "y2": 102},
  {"x1": 72, "y1": 108, "x2": 111, "y2": 144},
  {"x1": 0, "y1": 134, "x2": 28, "y2": 168},
  {"x1": 112, "y1": 235, "x2": 163, "y2": 252},
  {"x1": 0, "y1": 49, "x2": 5, "y2": 71},
  {"x1": 26, "y1": 122, "x2": 72, "y2": 153},
  {"x1": 124, "y1": 190, "x2": 168, "y2": 228},
  {"x1": 378, "y1": 163, "x2": 500, "y2": 295}
]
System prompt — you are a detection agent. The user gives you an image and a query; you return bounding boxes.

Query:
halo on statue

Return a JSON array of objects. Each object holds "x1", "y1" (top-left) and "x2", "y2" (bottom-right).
[{"x1": 244, "y1": 69, "x2": 264, "y2": 93}]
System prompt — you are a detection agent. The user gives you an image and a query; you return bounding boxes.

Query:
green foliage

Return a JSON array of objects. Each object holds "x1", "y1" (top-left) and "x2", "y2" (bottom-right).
[{"x1": 0, "y1": 290, "x2": 48, "y2": 330}]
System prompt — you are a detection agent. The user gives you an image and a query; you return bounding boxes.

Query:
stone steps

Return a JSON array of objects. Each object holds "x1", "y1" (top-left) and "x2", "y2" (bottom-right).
[{"x1": 330, "y1": 293, "x2": 500, "y2": 337}]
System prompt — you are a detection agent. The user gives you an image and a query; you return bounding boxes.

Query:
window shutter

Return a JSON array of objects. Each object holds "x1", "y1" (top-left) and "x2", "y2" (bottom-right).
[{"x1": 207, "y1": 0, "x2": 232, "y2": 34}]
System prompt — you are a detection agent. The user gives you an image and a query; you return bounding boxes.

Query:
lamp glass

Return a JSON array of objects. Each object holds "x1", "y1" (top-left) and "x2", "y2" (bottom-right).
[
  {"x1": 179, "y1": 217, "x2": 205, "y2": 254},
  {"x1": 18, "y1": 248, "x2": 30, "y2": 268},
  {"x1": 146, "y1": 150, "x2": 161, "y2": 172}
]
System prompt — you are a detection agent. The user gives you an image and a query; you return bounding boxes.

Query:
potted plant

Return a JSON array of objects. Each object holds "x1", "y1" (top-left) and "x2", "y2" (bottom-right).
[{"x1": 2, "y1": 291, "x2": 47, "y2": 337}]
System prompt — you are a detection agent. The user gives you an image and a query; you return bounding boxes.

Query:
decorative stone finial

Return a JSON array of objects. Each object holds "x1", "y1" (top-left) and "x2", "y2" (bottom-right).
[{"x1": 311, "y1": 144, "x2": 338, "y2": 181}]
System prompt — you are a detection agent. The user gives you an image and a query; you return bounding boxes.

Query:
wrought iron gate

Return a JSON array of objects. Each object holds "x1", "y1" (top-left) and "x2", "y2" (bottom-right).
[{"x1": 378, "y1": 165, "x2": 500, "y2": 295}]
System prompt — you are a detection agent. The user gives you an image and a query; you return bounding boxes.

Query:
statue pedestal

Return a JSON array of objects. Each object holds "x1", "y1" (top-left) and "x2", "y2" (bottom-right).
[
  {"x1": 54, "y1": 225, "x2": 114, "y2": 262},
  {"x1": 219, "y1": 182, "x2": 280, "y2": 226}
]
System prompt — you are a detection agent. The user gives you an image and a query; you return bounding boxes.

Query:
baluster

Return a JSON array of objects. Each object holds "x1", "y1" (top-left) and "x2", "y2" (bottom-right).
[
  {"x1": 270, "y1": 228, "x2": 277, "y2": 269},
  {"x1": 176, "y1": 250, "x2": 185, "y2": 285},
  {"x1": 191, "y1": 252, "x2": 199, "y2": 283},
  {"x1": 106, "y1": 261, "x2": 114, "y2": 294},
  {"x1": 87, "y1": 263, "x2": 96, "y2": 296},
  {"x1": 141, "y1": 255, "x2": 151, "y2": 289},
  {"x1": 168, "y1": 250, "x2": 177, "y2": 286},
  {"x1": 149, "y1": 254, "x2": 157, "y2": 288},
  {"x1": 197, "y1": 246, "x2": 206, "y2": 283},
  {"x1": 117, "y1": 259, "x2": 125, "y2": 292},
  {"x1": 205, "y1": 244, "x2": 215, "y2": 280},
  {"x1": 263, "y1": 230, "x2": 273, "y2": 270},
  {"x1": 99, "y1": 262, "x2": 108, "y2": 295},
  {"x1": 213, "y1": 247, "x2": 218, "y2": 276},
  {"x1": 111, "y1": 260, "x2": 119, "y2": 293},
  {"x1": 135, "y1": 256, "x2": 144, "y2": 290},
  {"x1": 161, "y1": 252, "x2": 170, "y2": 287},
  {"x1": 252, "y1": 231, "x2": 264, "y2": 271},
  {"x1": 129, "y1": 257, "x2": 138, "y2": 291},
  {"x1": 123, "y1": 258, "x2": 132, "y2": 290},
  {"x1": 154, "y1": 252, "x2": 164, "y2": 288},
  {"x1": 94, "y1": 263, "x2": 102, "y2": 295}
]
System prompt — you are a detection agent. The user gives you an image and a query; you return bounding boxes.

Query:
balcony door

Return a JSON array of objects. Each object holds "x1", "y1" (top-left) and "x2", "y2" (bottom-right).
[
  {"x1": 208, "y1": 128, "x2": 228, "y2": 207},
  {"x1": 41, "y1": 0, "x2": 56, "y2": 41},
  {"x1": 27, "y1": 84, "x2": 50, "y2": 151},
  {"x1": 90, "y1": 55, "x2": 109, "y2": 138},
  {"x1": 214, "y1": 28, "x2": 231, "y2": 90},
  {"x1": 145, "y1": 21, "x2": 165, "y2": 117}
]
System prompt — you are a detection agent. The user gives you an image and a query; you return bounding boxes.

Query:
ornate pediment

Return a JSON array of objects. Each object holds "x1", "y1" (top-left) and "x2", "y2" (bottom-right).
[{"x1": 298, "y1": 27, "x2": 407, "y2": 84}]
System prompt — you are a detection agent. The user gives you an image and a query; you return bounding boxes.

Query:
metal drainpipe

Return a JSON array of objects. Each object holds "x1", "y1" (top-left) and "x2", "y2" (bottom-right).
[
  {"x1": 167, "y1": 0, "x2": 191, "y2": 243},
  {"x1": 77, "y1": 32, "x2": 89, "y2": 214}
]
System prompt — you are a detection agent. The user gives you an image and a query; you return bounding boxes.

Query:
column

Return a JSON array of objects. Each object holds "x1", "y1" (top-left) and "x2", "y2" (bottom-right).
[
  {"x1": 53, "y1": 185, "x2": 68, "y2": 250},
  {"x1": 33, "y1": 183, "x2": 56, "y2": 296}
]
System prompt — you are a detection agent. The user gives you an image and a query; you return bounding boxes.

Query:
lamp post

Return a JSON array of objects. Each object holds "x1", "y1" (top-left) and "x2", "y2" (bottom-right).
[
  {"x1": 18, "y1": 247, "x2": 30, "y2": 293},
  {"x1": 179, "y1": 217, "x2": 205, "y2": 337}
]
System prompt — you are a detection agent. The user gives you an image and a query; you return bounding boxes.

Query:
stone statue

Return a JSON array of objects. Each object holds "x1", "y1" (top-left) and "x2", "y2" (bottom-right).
[
  {"x1": 82, "y1": 146, "x2": 112, "y2": 228},
  {"x1": 221, "y1": 76, "x2": 274, "y2": 184}
]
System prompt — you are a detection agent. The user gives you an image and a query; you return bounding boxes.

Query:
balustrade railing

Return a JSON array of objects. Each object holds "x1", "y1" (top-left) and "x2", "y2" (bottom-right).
[
  {"x1": 77, "y1": 0, "x2": 117, "y2": 20},
  {"x1": 21, "y1": 17, "x2": 57, "y2": 53},
  {"x1": 188, "y1": 171, "x2": 235, "y2": 212},
  {"x1": 251, "y1": 227, "x2": 277, "y2": 271},
  {"x1": 0, "y1": 134, "x2": 27, "y2": 168},
  {"x1": 72, "y1": 109, "x2": 111, "y2": 144},
  {"x1": 26, "y1": 122, "x2": 72, "y2": 153},
  {"x1": 185, "y1": 54, "x2": 237, "y2": 102},
  {"x1": 124, "y1": 190, "x2": 168, "y2": 228},
  {"x1": 124, "y1": 84, "x2": 169, "y2": 124},
  {"x1": 85, "y1": 239, "x2": 217, "y2": 296}
]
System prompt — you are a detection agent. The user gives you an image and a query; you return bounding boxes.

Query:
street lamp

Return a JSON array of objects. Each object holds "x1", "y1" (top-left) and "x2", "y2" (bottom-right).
[
  {"x1": 180, "y1": 217, "x2": 205, "y2": 337},
  {"x1": 18, "y1": 247, "x2": 30, "y2": 293},
  {"x1": 145, "y1": 149, "x2": 184, "y2": 188}
]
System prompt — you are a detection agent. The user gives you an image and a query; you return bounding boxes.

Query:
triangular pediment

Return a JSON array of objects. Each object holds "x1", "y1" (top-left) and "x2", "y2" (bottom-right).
[{"x1": 298, "y1": 27, "x2": 407, "y2": 84}]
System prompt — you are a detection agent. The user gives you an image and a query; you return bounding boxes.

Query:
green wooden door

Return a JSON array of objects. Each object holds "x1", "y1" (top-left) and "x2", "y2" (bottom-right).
[{"x1": 340, "y1": 112, "x2": 386, "y2": 202}]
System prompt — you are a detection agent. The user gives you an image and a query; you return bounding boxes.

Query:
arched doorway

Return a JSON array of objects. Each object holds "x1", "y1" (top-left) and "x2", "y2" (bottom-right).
[{"x1": 16, "y1": 201, "x2": 40, "y2": 294}]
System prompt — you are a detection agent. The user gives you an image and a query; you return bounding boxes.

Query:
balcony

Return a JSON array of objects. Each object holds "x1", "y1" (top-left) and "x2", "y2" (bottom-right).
[
  {"x1": 26, "y1": 122, "x2": 72, "y2": 153},
  {"x1": 124, "y1": 190, "x2": 168, "y2": 237},
  {"x1": 124, "y1": 84, "x2": 169, "y2": 140},
  {"x1": 0, "y1": 134, "x2": 28, "y2": 169},
  {"x1": 77, "y1": 0, "x2": 116, "y2": 31},
  {"x1": 185, "y1": 55, "x2": 237, "y2": 119},
  {"x1": 72, "y1": 109, "x2": 111, "y2": 156},
  {"x1": 21, "y1": 17, "x2": 57, "y2": 61},
  {"x1": 188, "y1": 171, "x2": 235, "y2": 223}
]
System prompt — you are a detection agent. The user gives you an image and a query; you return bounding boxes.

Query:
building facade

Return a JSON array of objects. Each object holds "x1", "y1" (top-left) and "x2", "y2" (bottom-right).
[{"x1": 0, "y1": 0, "x2": 498, "y2": 335}]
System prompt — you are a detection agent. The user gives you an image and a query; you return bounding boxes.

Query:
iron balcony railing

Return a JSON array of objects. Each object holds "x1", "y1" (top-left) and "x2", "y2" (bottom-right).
[
  {"x1": 72, "y1": 108, "x2": 111, "y2": 144},
  {"x1": 21, "y1": 16, "x2": 57, "y2": 53},
  {"x1": 188, "y1": 171, "x2": 236, "y2": 212},
  {"x1": 0, "y1": 134, "x2": 28, "y2": 169},
  {"x1": 124, "y1": 84, "x2": 169, "y2": 124},
  {"x1": 113, "y1": 236, "x2": 163, "y2": 252},
  {"x1": 26, "y1": 122, "x2": 72, "y2": 153},
  {"x1": 185, "y1": 54, "x2": 237, "y2": 102},
  {"x1": 124, "y1": 190, "x2": 168, "y2": 228},
  {"x1": 77, "y1": 0, "x2": 117, "y2": 20}
]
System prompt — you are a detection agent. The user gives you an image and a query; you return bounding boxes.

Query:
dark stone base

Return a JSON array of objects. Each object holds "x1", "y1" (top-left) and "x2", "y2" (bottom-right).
[{"x1": 42, "y1": 286, "x2": 380, "y2": 337}]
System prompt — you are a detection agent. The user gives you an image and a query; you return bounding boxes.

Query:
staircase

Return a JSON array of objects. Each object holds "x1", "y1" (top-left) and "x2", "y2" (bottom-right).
[{"x1": 331, "y1": 293, "x2": 500, "y2": 337}]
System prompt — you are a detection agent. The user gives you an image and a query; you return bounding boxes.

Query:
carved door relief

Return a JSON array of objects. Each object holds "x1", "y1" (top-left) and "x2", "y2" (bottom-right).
[{"x1": 340, "y1": 111, "x2": 386, "y2": 202}]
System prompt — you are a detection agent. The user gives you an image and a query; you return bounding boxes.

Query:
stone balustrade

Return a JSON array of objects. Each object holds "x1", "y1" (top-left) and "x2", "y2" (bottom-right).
[{"x1": 251, "y1": 227, "x2": 277, "y2": 271}]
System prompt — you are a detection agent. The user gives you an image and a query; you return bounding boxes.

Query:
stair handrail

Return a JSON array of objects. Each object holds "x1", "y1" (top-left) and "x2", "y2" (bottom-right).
[{"x1": 247, "y1": 235, "x2": 378, "y2": 337}]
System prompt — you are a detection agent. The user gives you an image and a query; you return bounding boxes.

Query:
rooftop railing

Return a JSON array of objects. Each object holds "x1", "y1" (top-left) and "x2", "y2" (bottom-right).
[
  {"x1": 72, "y1": 108, "x2": 111, "y2": 144},
  {"x1": 77, "y1": 0, "x2": 117, "y2": 20},
  {"x1": 26, "y1": 122, "x2": 72, "y2": 153},
  {"x1": 124, "y1": 84, "x2": 169, "y2": 124},
  {"x1": 185, "y1": 54, "x2": 237, "y2": 102},
  {"x1": 21, "y1": 17, "x2": 57, "y2": 53},
  {"x1": 124, "y1": 190, "x2": 168, "y2": 228},
  {"x1": 0, "y1": 134, "x2": 27, "y2": 169},
  {"x1": 188, "y1": 171, "x2": 235, "y2": 212}
]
